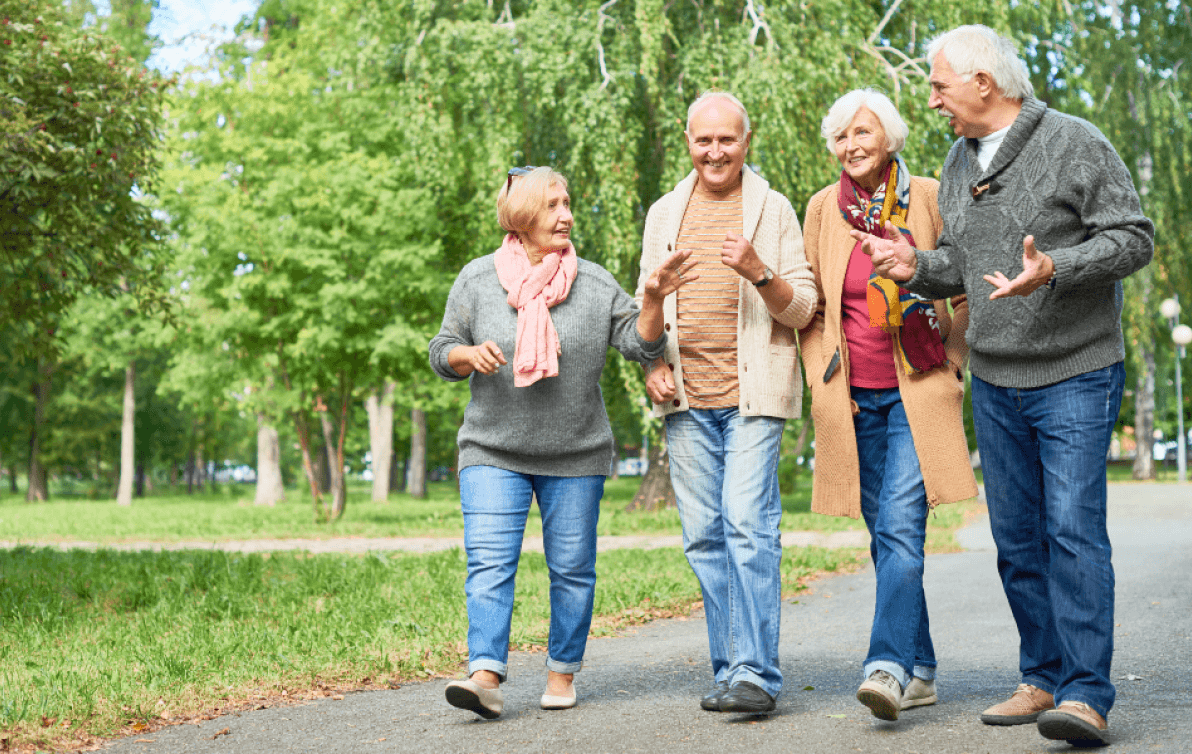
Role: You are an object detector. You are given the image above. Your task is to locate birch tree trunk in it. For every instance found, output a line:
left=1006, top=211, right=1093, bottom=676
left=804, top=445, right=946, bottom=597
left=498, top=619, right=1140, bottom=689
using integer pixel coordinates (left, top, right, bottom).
left=627, top=440, right=675, bottom=511
left=408, top=408, right=427, bottom=498
left=318, top=407, right=347, bottom=518
left=366, top=381, right=396, bottom=502
left=1134, top=344, right=1157, bottom=480
left=116, top=361, right=135, bottom=506
left=254, top=414, right=286, bottom=505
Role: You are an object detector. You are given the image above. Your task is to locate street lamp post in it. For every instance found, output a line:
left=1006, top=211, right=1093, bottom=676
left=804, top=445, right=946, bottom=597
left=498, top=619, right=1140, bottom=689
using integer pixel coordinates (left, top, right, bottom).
left=1160, top=296, right=1192, bottom=483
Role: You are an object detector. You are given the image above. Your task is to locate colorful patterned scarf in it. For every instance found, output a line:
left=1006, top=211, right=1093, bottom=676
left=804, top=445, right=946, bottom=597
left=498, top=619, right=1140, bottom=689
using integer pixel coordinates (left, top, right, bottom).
left=837, top=155, right=947, bottom=374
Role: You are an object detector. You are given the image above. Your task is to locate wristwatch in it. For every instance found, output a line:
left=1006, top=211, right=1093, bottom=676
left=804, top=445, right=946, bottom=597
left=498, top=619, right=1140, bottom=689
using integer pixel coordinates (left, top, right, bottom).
left=754, top=266, right=774, bottom=288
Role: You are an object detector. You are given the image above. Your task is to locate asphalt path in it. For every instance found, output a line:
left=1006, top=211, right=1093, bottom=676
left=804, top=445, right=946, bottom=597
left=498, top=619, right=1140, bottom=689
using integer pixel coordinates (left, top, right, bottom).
left=101, top=483, right=1192, bottom=754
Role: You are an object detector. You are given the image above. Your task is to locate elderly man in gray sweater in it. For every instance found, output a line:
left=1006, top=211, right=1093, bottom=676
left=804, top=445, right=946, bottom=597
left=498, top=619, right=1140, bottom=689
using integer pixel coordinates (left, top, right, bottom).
left=859, top=25, right=1153, bottom=747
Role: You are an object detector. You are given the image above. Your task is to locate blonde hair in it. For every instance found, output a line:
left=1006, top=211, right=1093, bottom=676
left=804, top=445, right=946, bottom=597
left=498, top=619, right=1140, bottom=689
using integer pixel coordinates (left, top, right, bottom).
left=496, top=167, right=569, bottom=233
left=821, top=89, right=909, bottom=155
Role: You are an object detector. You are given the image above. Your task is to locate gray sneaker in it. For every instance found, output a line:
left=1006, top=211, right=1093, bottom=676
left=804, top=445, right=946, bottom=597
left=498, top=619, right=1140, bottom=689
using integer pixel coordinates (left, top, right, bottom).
left=857, top=670, right=902, bottom=721
left=900, top=677, right=937, bottom=710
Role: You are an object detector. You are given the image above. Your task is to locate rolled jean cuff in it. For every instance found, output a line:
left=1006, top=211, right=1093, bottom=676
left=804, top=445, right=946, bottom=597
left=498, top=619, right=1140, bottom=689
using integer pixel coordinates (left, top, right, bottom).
left=913, top=664, right=937, bottom=681
left=546, top=657, right=583, bottom=674
left=733, top=668, right=781, bottom=699
left=468, top=659, right=507, bottom=681
left=864, top=660, right=910, bottom=690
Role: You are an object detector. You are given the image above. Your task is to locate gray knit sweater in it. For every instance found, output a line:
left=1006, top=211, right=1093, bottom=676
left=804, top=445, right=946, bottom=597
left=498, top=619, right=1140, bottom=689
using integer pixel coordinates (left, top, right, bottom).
left=429, top=255, right=666, bottom=477
left=907, top=97, right=1154, bottom=388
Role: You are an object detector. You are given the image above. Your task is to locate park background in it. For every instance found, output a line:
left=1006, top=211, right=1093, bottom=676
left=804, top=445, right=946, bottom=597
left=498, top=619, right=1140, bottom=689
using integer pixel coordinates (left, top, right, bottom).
left=1, top=0, right=1189, bottom=750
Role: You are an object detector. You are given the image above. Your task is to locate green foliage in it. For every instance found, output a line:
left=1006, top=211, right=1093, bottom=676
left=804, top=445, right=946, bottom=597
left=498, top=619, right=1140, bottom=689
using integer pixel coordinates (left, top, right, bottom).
left=0, top=0, right=170, bottom=350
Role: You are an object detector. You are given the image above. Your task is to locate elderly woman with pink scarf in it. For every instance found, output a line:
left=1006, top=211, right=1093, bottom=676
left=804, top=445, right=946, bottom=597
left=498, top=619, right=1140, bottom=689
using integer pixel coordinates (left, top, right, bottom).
left=429, top=166, right=693, bottom=719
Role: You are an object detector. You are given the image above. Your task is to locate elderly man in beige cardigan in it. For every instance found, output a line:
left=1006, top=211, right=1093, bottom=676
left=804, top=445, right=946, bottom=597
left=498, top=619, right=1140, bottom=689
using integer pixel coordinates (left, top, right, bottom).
left=634, top=91, right=817, bottom=714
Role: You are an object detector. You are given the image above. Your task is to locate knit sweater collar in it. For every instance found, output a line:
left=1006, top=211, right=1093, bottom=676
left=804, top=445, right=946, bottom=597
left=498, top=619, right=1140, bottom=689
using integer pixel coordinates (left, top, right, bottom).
left=667, top=165, right=769, bottom=243
left=964, top=97, right=1049, bottom=181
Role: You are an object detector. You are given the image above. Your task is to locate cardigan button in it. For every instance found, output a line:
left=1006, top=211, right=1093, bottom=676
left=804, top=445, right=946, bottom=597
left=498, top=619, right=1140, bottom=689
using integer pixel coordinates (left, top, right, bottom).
left=668, top=363, right=674, bottom=371
left=672, top=399, right=681, bottom=407
left=664, top=323, right=671, bottom=331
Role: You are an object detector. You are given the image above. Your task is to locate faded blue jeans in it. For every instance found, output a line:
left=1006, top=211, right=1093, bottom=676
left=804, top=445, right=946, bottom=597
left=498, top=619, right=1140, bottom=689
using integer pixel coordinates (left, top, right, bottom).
left=852, top=386, right=936, bottom=690
left=459, top=465, right=604, bottom=680
left=665, top=408, right=785, bottom=698
left=972, top=362, right=1124, bottom=718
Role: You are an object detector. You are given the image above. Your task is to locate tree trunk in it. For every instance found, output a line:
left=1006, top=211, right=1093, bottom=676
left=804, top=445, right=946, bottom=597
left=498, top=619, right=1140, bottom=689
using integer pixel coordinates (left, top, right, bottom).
left=318, top=401, right=347, bottom=519
left=408, top=408, right=428, bottom=498
left=116, top=361, right=135, bottom=505
left=26, top=360, right=51, bottom=502
left=254, top=414, right=285, bottom=506
left=390, top=453, right=406, bottom=493
left=291, top=409, right=326, bottom=521
left=7, top=463, right=17, bottom=494
left=1134, top=343, right=1157, bottom=480
left=135, top=463, right=146, bottom=497
left=365, top=381, right=396, bottom=502
left=626, top=439, right=675, bottom=511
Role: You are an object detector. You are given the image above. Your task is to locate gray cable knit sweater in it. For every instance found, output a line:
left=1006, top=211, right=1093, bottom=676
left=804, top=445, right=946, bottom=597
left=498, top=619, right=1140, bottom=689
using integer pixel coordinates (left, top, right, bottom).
left=907, top=97, right=1154, bottom=388
left=429, top=255, right=666, bottom=477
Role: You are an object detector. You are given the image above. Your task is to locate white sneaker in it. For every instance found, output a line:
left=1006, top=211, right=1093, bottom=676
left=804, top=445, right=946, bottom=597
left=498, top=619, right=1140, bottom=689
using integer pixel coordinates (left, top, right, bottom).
left=857, top=670, right=902, bottom=721
left=445, top=678, right=503, bottom=719
left=900, top=677, right=937, bottom=709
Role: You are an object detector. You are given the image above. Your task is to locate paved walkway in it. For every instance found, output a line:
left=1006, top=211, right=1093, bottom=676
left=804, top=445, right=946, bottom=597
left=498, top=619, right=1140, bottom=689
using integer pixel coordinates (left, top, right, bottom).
left=96, top=483, right=1192, bottom=753
left=0, top=530, right=869, bottom=555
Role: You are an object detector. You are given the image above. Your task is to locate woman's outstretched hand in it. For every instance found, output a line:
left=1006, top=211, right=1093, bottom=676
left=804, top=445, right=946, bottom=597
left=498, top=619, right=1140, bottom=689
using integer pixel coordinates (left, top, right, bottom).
left=644, top=247, right=699, bottom=301
left=449, top=341, right=507, bottom=377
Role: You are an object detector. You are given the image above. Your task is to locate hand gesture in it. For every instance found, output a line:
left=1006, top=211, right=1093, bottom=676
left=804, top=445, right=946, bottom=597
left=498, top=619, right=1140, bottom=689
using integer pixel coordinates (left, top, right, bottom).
left=460, top=341, right=507, bottom=375
left=721, top=232, right=766, bottom=283
left=984, top=235, right=1054, bottom=300
left=644, top=247, right=698, bottom=302
left=645, top=361, right=677, bottom=404
left=852, top=222, right=917, bottom=282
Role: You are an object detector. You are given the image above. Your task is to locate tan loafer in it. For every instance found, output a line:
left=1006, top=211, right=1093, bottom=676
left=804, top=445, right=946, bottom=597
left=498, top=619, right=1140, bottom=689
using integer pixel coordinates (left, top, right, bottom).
left=980, top=683, right=1054, bottom=725
left=1037, top=701, right=1109, bottom=746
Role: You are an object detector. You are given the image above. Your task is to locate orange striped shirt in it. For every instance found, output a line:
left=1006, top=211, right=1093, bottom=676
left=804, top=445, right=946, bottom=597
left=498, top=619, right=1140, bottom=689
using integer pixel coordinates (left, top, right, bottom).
left=675, top=182, right=742, bottom=409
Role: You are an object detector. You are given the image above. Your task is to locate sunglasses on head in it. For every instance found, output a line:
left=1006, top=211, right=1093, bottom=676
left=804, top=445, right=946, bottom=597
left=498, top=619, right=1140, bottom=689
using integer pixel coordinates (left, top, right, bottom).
left=506, top=165, right=537, bottom=191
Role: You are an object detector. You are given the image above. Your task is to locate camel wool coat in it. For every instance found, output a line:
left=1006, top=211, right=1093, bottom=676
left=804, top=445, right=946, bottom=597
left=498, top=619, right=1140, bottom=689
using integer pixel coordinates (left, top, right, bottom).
left=798, top=176, right=978, bottom=519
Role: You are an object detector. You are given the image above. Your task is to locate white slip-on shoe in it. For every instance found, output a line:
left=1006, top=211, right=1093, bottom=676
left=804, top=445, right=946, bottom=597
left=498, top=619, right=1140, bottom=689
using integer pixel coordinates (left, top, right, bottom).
left=541, top=684, right=577, bottom=710
left=445, top=678, right=503, bottom=719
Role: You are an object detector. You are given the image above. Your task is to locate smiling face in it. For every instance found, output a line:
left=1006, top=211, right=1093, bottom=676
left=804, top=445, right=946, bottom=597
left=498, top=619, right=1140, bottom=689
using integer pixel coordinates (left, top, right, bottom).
left=521, top=182, right=573, bottom=259
left=833, top=106, right=891, bottom=193
left=928, top=53, right=988, bottom=138
left=685, top=99, right=751, bottom=192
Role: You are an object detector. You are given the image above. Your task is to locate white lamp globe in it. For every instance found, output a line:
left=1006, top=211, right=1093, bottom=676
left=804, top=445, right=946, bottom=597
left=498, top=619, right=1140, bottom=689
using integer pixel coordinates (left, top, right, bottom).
left=1160, top=298, right=1181, bottom=320
left=1173, top=324, right=1192, bottom=347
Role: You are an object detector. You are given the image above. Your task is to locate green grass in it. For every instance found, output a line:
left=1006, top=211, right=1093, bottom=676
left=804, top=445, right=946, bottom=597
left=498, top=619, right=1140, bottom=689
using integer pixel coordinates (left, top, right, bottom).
left=0, top=543, right=863, bottom=750
left=0, top=476, right=867, bottom=543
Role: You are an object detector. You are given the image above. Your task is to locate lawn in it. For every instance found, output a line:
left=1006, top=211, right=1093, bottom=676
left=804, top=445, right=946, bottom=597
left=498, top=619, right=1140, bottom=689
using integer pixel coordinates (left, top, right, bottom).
left=1, top=476, right=882, bottom=544
left=0, top=473, right=985, bottom=751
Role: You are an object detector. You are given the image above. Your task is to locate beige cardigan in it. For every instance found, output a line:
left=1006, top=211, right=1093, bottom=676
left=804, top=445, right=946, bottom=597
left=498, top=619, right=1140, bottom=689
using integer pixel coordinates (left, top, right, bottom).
left=798, top=177, right=978, bottom=518
left=635, top=167, right=818, bottom=419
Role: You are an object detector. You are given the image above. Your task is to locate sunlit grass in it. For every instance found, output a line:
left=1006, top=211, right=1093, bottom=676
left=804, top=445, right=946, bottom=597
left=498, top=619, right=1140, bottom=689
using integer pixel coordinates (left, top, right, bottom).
left=0, top=543, right=863, bottom=750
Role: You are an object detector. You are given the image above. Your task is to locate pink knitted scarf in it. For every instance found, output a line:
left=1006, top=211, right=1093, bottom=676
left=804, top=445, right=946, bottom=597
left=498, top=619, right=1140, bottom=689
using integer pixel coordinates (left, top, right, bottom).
left=494, top=233, right=578, bottom=387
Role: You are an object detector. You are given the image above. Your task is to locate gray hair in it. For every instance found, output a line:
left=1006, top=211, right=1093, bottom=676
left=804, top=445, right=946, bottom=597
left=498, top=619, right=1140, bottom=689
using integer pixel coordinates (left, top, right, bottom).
left=820, top=89, right=909, bottom=156
left=926, top=25, right=1034, bottom=100
left=686, top=91, right=751, bottom=135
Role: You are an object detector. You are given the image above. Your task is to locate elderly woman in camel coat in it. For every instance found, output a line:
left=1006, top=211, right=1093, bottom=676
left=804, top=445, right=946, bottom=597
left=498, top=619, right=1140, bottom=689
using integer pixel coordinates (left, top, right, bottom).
left=798, top=89, right=978, bottom=722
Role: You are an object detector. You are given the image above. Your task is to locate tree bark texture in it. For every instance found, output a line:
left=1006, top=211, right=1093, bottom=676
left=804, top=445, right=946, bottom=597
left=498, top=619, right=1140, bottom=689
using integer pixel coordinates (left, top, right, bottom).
left=365, top=382, right=396, bottom=502
left=26, top=360, right=51, bottom=502
left=409, top=408, right=428, bottom=498
left=116, top=361, right=135, bottom=506
left=254, top=414, right=286, bottom=506
left=318, top=402, right=347, bottom=519
left=627, top=440, right=675, bottom=512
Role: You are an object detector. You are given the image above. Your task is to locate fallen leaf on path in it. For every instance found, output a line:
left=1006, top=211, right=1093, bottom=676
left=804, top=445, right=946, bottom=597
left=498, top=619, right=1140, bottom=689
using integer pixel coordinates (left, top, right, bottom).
left=209, top=727, right=231, bottom=739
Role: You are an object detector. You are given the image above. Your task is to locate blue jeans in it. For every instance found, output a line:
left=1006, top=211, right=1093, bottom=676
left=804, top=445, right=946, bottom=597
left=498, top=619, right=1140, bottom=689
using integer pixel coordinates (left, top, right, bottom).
left=665, top=408, right=785, bottom=698
left=852, top=387, right=935, bottom=690
left=458, top=466, right=604, bottom=680
left=972, top=362, right=1124, bottom=717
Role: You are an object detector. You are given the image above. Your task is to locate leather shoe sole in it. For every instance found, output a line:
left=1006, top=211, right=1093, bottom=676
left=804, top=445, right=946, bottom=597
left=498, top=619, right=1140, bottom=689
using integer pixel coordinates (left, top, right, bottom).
left=1037, top=709, right=1109, bottom=746
left=719, top=681, right=776, bottom=714
left=700, top=681, right=730, bottom=711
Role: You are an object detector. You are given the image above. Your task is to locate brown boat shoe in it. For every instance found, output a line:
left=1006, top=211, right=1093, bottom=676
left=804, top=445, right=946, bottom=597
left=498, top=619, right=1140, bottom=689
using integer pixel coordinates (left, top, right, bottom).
left=1037, top=701, right=1109, bottom=746
left=980, top=683, right=1055, bottom=725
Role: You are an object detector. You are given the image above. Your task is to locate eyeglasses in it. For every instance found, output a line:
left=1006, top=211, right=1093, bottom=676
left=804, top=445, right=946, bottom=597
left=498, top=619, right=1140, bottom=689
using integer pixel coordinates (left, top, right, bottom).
left=507, top=165, right=537, bottom=191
